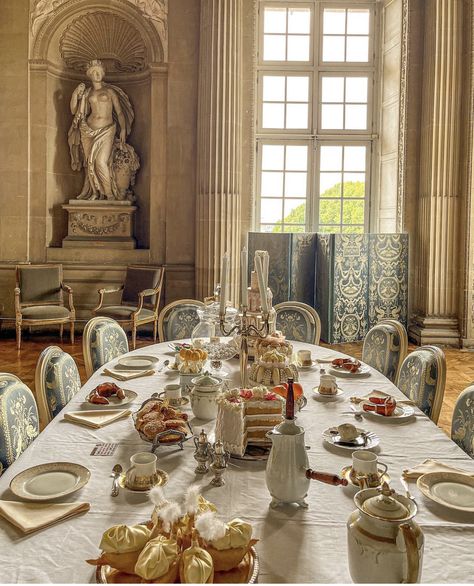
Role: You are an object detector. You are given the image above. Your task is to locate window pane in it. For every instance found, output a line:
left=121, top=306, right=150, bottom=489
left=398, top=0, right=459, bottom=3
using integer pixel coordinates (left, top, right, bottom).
left=264, top=7, right=286, bottom=33
left=264, top=35, right=286, bottom=60
left=320, top=146, right=343, bottom=171
left=261, top=172, right=283, bottom=197
left=343, top=173, right=366, bottom=197
left=320, top=173, right=342, bottom=196
left=262, top=145, right=284, bottom=170
left=287, top=35, right=310, bottom=61
left=261, top=199, right=283, bottom=223
left=288, top=8, right=311, bottom=34
left=320, top=199, right=341, bottom=225
left=286, top=103, right=308, bottom=128
left=263, top=76, right=285, bottom=101
left=322, top=77, right=344, bottom=103
left=343, top=199, right=365, bottom=225
left=262, top=224, right=280, bottom=233
left=345, top=77, right=368, bottom=103
left=347, top=9, right=370, bottom=35
left=322, top=36, right=345, bottom=61
left=344, top=146, right=366, bottom=171
left=262, top=103, right=285, bottom=128
left=286, top=76, right=309, bottom=102
left=321, top=104, right=344, bottom=129
left=323, top=9, right=346, bottom=34
left=345, top=104, right=367, bottom=129
left=342, top=225, right=363, bottom=234
left=285, top=172, right=307, bottom=197
left=286, top=145, right=308, bottom=171
left=284, top=199, right=306, bottom=222
left=283, top=225, right=305, bottom=233
left=346, top=36, right=369, bottom=62
left=319, top=225, right=340, bottom=233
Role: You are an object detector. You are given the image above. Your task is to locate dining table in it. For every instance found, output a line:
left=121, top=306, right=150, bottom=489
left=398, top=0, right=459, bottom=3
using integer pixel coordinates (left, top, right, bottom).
left=0, top=339, right=473, bottom=583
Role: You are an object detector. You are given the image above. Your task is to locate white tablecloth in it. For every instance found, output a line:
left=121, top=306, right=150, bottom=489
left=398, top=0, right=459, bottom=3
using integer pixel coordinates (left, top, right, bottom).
left=0, top=341, right=473, bottom=583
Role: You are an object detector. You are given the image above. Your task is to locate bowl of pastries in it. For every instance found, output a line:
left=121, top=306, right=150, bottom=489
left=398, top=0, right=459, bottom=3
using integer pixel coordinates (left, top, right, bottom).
left=178, top=347, right=208, bottom=375
left=134, top=397, right=192, bottom=449
left=87, top=486, right=259, bottom=584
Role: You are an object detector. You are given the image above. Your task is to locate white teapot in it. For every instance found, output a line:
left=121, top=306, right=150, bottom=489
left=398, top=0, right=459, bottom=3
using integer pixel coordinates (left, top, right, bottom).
left=189, top=374, right=223, bottom=420
left=347, top=482, right=424, bottom=583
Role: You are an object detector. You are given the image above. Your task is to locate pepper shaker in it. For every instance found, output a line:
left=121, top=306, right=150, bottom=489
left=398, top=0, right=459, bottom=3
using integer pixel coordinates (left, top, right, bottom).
left=193, top=429, right=211, bottom=474
left=210, top=440, right=230, bottom=487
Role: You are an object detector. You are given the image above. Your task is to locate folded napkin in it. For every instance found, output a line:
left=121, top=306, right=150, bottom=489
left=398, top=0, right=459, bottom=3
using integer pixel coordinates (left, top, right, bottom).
left=103, top=368, right=154, bottom=382
left=64, top=409, right=131, bottom=429
left=0, top=500, right=90, bottom=534
left=403, top=459, right=474, bottom=480
left=350, top=390, right=415, bottom=406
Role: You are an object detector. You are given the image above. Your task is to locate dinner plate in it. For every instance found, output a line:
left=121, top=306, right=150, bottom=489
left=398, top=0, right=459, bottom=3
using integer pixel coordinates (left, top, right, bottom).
left=10, top=462, right=90, bottom=501
left=358, top=403, right=415, bottom=422
left=417, top=472, right=474, bottom=512
left=322, top=426, right=380, bottom=450
left=312, top=387, right=344, bottom=401
left=84, top=389, right=137, bottom=408
left=116, top=355, right=159, bottom=371
left=329, top=364, right=371, bottom=378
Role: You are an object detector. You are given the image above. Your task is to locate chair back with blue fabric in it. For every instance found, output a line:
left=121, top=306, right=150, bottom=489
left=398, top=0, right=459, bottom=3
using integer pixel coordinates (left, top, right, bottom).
left=35, top=346, right=81, bottom=429
left=274, top=302, right=321, bottom=345
left=397, top=345, right=446, bottom=423
left=0, top=373, right=39, bottom=470
left=158, top=299, right=205, bottom=342
left=362, top=319, right=408, bottom=383
left=451, top=385, right=474, bottom=458
left=83, top=317, right=129, bottom=378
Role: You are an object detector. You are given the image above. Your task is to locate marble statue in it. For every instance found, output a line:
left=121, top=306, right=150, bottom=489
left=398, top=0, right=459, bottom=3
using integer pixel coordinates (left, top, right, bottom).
left=68, top=60, right=140, bottom=202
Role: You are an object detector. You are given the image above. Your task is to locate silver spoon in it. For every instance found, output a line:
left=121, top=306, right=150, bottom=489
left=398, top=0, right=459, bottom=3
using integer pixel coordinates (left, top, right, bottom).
left=350, top=404, right=363, bottom=421
left=111, top=464, right=122, bottom=497
left=157, top=359, right=170, bottom=373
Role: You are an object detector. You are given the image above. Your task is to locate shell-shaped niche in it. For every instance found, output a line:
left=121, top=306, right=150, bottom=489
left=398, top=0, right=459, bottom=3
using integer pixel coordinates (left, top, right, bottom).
left=59, top=11, right=147, bottom=73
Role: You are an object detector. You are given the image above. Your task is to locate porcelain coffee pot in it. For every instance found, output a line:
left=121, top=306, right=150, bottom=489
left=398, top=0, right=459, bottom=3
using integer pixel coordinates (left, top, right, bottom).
left=347, top=482, right=424, bottom=583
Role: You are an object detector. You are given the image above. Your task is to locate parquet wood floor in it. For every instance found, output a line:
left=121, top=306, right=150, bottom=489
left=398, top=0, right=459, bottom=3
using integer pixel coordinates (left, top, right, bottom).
left=0, top=332, right=473, bottom=437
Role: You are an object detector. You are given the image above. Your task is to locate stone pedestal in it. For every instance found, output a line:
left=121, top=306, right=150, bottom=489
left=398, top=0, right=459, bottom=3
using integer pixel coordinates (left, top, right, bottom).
left=62, top=200, right=137, bottom=249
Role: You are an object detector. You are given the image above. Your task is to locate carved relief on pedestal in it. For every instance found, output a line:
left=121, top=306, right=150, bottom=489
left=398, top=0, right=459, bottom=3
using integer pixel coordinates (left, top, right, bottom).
left=69, top=211, right=131, bottom=237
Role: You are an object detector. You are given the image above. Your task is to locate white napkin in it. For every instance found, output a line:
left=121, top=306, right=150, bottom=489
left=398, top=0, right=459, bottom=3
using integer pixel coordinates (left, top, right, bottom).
left=102, top=368, right=154, bottom=381
left=403, top=459, right=474, bottom=480
left=0, top=500, right=90, bottom=534
left=350, top=390, right=415, bottom=406
left=64, top=409, right=131, bottom=429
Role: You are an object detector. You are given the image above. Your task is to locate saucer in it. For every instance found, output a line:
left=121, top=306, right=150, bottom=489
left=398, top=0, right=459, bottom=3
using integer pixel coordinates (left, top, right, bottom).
left=118, top=468, right=168, bottom=492
left=341, top=465, right=390, bottom=488
left=297, top=360, right=318, bottom=370
left=157, top=392, right=189, bottom=406
left=312, top=387, right=344, bottom=401
left=323, top=426, right=380, bottom=450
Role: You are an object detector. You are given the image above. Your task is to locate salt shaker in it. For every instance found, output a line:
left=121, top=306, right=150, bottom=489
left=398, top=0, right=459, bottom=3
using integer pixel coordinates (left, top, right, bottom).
left=193, top=429, right=211, bottom=474
left=210, top=440, right=230, bottom=487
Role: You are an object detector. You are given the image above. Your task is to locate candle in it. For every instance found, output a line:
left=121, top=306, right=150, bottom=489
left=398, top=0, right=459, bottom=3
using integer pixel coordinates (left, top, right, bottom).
left=263, top=252, right=269, bottom=290
left=255, top=254, right=269, bottom=314
left=241, top=247, right=248, bottom=307
left=220, top=253, right=229, bottom=316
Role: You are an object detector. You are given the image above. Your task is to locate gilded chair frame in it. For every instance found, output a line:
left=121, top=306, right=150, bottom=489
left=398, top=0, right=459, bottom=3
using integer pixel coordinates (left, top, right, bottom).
left=158, top=299, right=205, bottom=342
left=362, top=319, right=408, bottom=384
left=83, top=317, right=129, bottom=378
left=35, top=345, right=81, bottom=430
left=274, top=301, right=322, bottom=345
left=15, top=264, right=75, bottom=350
left=93, top=266, right=165, bottom=349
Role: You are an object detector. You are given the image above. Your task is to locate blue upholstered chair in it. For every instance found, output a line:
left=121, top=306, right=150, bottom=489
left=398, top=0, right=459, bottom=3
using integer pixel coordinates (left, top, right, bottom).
left=362, top=319, right=408, bottom=383
left=35, top=346, right=81, bottom=429
left=158, top=299, right=205, bottom=342
left=397, top=346, right=446, bottom=424
left=274, top=302, right=321, bottom=345
left=83, top=317, right=129, bottom=378
left=0, top=374, right=39, bottom=470
left=451, top=385, right=474, bottom=458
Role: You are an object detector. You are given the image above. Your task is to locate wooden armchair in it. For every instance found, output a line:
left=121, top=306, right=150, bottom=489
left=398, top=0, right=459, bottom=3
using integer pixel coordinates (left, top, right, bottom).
left=15, top=264, right=75, bottom=350
left=93, top=265, right=165, bottom=349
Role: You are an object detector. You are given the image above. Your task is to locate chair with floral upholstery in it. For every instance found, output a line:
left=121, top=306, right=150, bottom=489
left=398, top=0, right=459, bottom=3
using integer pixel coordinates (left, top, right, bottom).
left=451, top=385, right=474, bottom=458
left=93, top=265, right=165, bottom=349
left=83, top=317, right=129, bottom=378
left=397, top=345, right=446, bottom=424
left=274, top=302, right=321, bottom=345
left=362, top=319, right=408, bottom=383
left=0, top=373, right=39, bottom=471
left=35, top=346, right=82, bottom=429
left=15, top=264, right=75, bottom=350
left=158, top=299, right=205, bottom=342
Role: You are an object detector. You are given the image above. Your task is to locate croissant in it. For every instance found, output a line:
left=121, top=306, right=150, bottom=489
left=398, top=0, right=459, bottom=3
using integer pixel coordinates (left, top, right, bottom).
left=86, top=551, right=141, bottom=575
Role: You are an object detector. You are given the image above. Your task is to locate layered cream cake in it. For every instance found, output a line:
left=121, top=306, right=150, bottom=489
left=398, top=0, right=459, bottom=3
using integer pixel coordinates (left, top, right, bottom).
left=215, top=386, right=283, bottom=456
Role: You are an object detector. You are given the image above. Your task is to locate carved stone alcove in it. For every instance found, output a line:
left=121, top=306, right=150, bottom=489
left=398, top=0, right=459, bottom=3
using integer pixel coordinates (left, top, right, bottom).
left=28, top=0, right=168, bottom=257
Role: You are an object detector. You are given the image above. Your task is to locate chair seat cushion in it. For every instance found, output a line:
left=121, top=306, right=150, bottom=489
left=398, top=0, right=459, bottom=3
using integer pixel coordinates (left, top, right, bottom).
left=21, top=305, right=70, bottom=320
left=96, top=306, right=155, bottom=320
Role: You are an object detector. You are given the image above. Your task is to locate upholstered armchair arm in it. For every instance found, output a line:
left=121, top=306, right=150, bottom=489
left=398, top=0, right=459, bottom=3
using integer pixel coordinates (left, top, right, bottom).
left=133, top=286, right=161, bottom=316
left=14, top=287, right=21, bottom=315
left=94, top=285, right=124, bottom=313
left=61, top=283, right=75, bottom=313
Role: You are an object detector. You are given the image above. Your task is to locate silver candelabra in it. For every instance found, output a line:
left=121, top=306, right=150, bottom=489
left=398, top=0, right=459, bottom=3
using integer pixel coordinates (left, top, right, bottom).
left=219, top=306, right=270, bottom=387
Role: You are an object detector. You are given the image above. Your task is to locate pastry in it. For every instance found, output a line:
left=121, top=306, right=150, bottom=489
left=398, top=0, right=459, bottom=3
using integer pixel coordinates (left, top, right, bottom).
left=88, top=382, right=126, bottom=405
left=135, top=400, right=189, bottom=442
left=179, top=530, right=214, bottom=584
left=134, top=535, right=179, bottom=583
left=178, top=347, right=208, bottom=374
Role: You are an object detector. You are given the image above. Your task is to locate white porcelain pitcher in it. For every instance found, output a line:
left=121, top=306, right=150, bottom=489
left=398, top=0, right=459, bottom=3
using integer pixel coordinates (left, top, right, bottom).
left=347, top=482, right=424, bottom=583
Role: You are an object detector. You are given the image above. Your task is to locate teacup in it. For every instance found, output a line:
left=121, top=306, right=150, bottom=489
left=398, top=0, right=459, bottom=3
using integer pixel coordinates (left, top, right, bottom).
left=164, top=383, right=182, bottom=406
left=126, top=452, right=158, bottom=491
left=350, top=450, right=388, bottom=488
left=318, top=372, right=338, bottom=395
left=298, top=350, right=312, bottom=367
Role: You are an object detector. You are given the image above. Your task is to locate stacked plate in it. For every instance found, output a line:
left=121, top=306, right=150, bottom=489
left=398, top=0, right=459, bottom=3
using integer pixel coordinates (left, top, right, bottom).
left=114, top=355, right=159, bottom=371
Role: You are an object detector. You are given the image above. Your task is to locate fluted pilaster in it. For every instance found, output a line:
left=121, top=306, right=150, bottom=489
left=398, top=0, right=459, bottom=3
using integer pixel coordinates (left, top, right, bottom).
left=410, top=0, right=462, bottom=345
left=195, top=0, right=242, bottom=301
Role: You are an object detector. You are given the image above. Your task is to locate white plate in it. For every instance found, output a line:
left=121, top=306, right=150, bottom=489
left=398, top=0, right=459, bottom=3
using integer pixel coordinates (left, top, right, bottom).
left=417, top=472, right=474, bottom=512
left=84, top=388, right=137, bottom=408
left=322, top=426, right=380, bottom=450
left=312, top=387, right=344, bottom=401
left=116, top=355, right=159, bottom=371
left=359, top=403, right=415, bottom=422
left=10, top=462, right=90, bottom=501
left=329, top=364, right=371, bottom=378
